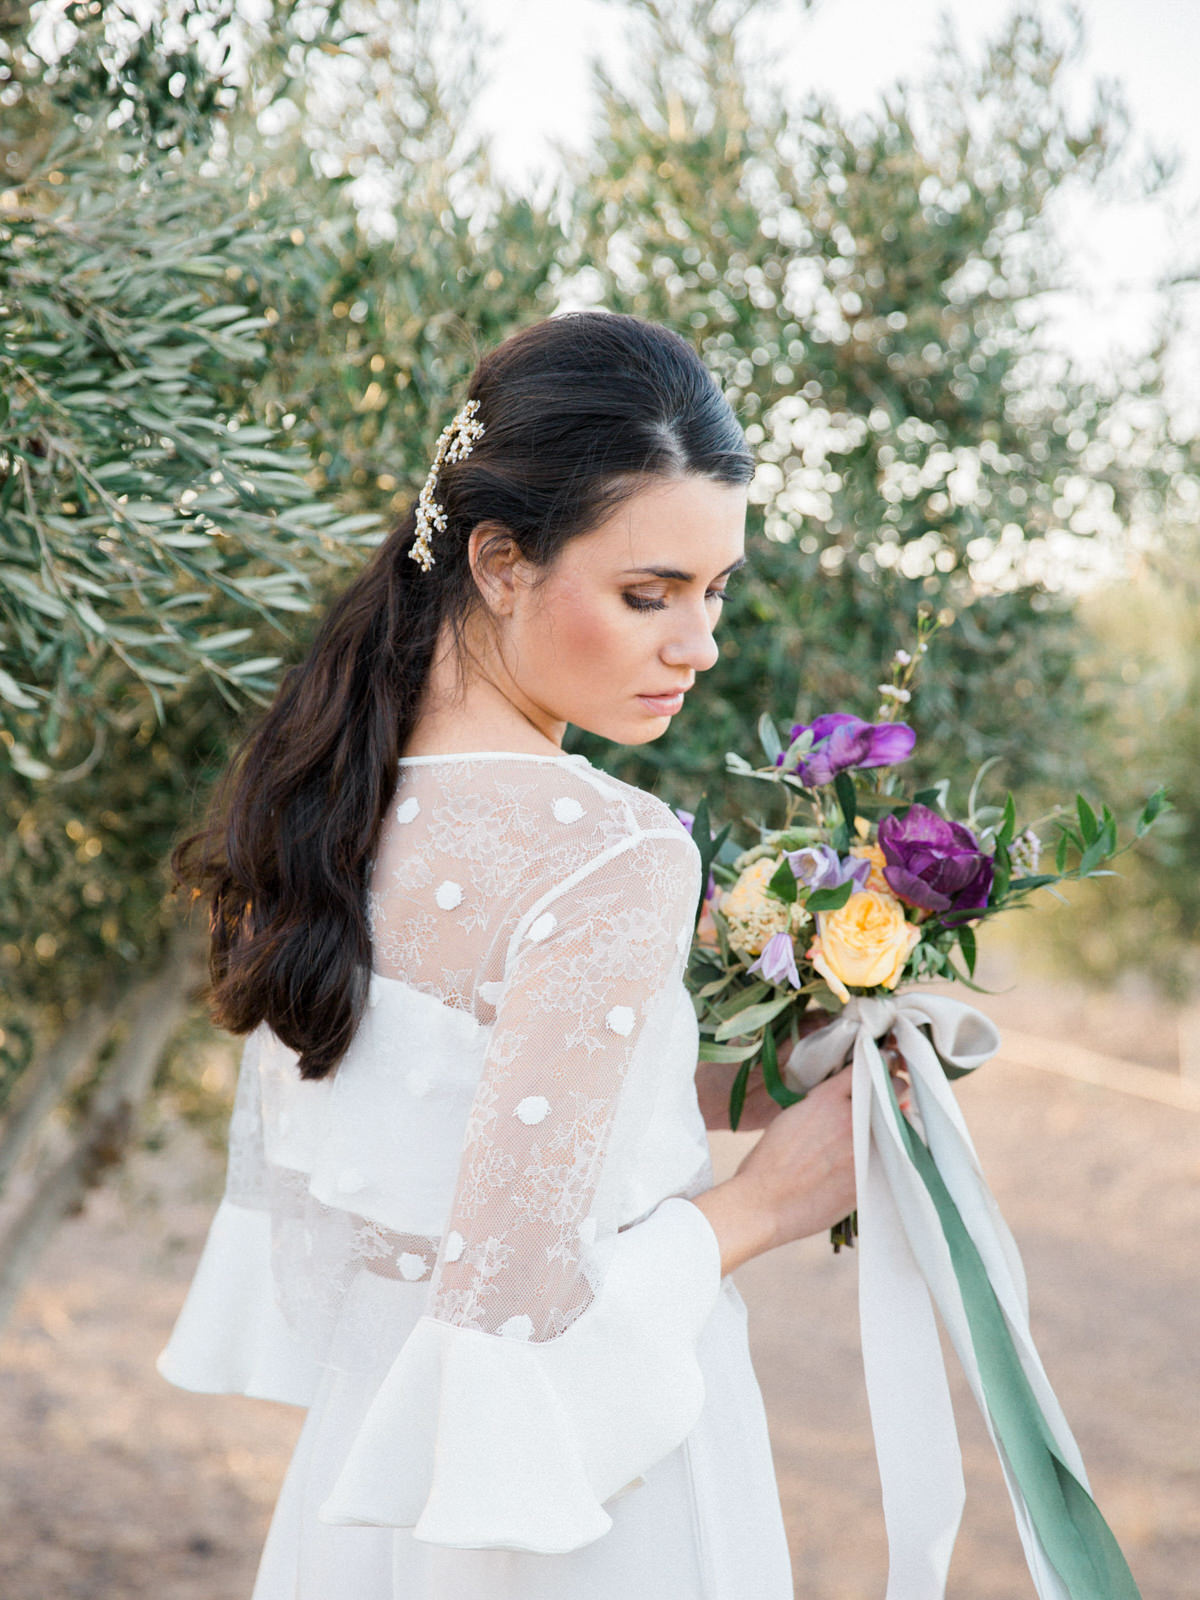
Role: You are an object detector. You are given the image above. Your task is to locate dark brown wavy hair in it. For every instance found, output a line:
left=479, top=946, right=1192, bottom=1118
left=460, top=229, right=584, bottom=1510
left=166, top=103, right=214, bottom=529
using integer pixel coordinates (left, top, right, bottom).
left=173, top=311, right=754, bottom=1078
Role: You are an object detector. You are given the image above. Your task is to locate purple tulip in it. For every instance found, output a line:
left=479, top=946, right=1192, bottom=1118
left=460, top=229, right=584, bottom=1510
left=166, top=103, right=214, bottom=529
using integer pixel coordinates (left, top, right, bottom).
left=877, top=803, right=994, bottom=916
left=786, top=844, right=871, bottom=893
left=747, top=930, right=802, bottom=988
left=775, top=712, right=916, bottom=787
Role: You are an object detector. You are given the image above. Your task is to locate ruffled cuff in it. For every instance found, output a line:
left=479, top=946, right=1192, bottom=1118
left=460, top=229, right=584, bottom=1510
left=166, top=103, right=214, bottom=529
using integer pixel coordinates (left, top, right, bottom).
left=316, top=1194, right=723, bottom=1552
left=155, top=1199, right=319, bottom=1407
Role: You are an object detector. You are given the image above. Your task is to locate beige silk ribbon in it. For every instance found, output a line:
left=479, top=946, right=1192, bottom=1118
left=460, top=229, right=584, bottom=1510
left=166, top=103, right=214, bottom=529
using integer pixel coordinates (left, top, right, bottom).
left=782, top=993, right=1088, bottom=1600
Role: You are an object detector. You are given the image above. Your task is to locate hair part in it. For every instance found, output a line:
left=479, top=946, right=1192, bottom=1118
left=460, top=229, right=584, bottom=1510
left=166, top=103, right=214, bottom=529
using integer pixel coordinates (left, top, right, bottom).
left=173, top=311, right=754, bottom=1079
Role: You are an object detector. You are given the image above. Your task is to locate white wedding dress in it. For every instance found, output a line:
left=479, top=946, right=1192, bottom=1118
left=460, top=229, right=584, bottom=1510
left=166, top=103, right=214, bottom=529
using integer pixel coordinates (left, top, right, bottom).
left=157, top=750, right=794, bottom=1599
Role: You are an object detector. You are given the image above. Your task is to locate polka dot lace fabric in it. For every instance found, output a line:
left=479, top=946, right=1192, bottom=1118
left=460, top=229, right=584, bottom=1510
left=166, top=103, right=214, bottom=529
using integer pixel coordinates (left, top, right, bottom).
left=225, top=752, right=712, bottom=1367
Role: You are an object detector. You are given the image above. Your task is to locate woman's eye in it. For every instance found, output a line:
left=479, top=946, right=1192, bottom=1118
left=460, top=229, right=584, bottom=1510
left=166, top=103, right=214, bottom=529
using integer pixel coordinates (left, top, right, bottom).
left=623, top=589, right=730, bottom=613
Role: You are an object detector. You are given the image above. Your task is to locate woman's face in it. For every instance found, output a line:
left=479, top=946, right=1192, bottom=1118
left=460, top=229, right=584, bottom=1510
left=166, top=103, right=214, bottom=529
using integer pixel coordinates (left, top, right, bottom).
left=478, top=473, right=748, bottom=748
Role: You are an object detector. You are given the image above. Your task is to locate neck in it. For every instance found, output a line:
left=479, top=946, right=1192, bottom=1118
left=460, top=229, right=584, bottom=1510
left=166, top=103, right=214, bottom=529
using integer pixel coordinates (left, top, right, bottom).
left=405, top=613, right=566, bottom=758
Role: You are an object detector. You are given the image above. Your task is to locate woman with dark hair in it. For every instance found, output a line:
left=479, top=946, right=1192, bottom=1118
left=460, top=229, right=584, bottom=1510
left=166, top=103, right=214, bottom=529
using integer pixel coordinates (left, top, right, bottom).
left=157, top=311, right=870, bottom=1599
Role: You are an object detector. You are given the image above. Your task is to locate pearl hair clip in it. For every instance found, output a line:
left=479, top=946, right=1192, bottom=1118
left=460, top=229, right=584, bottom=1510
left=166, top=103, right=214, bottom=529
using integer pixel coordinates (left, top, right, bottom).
left=408, top=397, right=486, bottom=571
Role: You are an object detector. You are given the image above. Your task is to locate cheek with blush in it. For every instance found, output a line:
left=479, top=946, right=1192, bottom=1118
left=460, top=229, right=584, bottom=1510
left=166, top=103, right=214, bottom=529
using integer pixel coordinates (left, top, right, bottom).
left=538, top=585, right=639, bottom=696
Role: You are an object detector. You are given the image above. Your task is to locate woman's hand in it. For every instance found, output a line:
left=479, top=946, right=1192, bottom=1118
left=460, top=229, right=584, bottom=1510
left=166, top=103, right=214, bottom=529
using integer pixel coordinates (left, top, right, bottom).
left=690, top=1023, right=913, bottom=1275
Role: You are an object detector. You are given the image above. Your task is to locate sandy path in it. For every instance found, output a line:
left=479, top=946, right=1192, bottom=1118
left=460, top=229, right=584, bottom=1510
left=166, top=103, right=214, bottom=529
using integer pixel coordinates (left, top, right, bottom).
left=1, top=1040, right=1196, bottom=1598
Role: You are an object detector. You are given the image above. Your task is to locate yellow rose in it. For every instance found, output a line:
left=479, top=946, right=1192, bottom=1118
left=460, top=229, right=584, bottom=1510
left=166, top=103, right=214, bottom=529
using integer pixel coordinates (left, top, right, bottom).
left=807, top=889, right=920, bottom=1003
left=718, top=856, right=810, bottom=958
left=849, top=841, right=889, bottom=894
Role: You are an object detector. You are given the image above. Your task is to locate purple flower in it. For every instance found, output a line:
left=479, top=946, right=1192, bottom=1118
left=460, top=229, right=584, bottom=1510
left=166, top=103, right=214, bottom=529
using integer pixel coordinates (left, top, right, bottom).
left=786, top=844, right=871, bottom=893
left=775, top=712, right=916, bottom=787
left=747, top=931, right=802, bottom=988
left=877, top=803, right=994, bottom=917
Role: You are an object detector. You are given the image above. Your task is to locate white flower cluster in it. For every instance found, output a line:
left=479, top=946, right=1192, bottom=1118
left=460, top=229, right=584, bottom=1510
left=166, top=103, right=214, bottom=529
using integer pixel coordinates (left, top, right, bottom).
left=1009, top=827, right=1042, bottom=875
left=718, top=856, right=811, bottom=958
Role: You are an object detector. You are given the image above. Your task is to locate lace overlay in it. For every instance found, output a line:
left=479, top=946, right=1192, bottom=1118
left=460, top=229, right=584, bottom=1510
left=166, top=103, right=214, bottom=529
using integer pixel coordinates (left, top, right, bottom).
left=222, top=752, right=712, bottom=1368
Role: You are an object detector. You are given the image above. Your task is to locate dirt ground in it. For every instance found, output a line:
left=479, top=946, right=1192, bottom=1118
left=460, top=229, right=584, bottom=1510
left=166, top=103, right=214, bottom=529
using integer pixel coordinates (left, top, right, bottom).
left=2, top=974, right=1197, bottom=1599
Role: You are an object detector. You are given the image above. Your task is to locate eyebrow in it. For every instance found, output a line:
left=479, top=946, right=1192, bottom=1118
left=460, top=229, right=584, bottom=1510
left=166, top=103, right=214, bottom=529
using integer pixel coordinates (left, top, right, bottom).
left=619, top=556, right=748, bottom=582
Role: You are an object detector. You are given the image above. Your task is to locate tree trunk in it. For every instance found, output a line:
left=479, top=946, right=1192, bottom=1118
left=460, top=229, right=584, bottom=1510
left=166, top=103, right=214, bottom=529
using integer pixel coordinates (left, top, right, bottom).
left=0, top=1001, right=117, bottom=1198
left=0, top=928, right=203, bottom=1334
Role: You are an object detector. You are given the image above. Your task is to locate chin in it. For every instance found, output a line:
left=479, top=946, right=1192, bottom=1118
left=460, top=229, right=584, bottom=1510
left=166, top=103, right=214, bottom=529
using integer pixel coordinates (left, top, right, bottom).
left=577, top=714, right=670, bottom=747
left=623, top=718, right=672, bottom=744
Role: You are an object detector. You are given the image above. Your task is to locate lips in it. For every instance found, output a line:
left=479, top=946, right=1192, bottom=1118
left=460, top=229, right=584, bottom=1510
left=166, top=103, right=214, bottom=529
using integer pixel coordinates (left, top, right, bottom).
left=638, top=689, right=688, bottom=714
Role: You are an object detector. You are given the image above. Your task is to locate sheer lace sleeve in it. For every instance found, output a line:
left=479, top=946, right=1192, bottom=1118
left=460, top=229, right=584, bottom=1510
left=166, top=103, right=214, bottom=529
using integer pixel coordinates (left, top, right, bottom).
left=318, top=823, right=725, bottom=1550
left=427, top=826, right=702, bottom=1341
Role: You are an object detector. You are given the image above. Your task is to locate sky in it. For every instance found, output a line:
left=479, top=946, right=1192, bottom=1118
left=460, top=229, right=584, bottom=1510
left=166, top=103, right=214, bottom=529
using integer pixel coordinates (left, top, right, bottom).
left=464, top=0, right=1200, bottom=410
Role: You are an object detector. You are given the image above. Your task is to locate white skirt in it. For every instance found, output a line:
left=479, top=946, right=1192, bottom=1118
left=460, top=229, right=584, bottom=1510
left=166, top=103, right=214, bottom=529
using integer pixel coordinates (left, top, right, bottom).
left=251, top=1273, right=794, bottom=1600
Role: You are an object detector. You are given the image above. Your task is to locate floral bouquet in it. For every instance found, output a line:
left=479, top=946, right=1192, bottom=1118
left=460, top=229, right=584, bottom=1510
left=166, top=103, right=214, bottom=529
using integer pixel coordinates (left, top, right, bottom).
left=678, top=620, right=1167, bottom=1600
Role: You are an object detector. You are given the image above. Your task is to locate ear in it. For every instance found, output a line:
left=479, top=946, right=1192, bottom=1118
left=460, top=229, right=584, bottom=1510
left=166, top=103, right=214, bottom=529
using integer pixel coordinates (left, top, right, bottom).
left=467, top=521, right=533, bottom=617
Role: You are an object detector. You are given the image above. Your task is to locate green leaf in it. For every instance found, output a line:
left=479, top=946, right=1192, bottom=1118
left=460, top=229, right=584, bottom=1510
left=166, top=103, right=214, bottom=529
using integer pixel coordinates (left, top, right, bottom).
left=766, top=857, right=797, bottom=904
left=966, top=755, right=1004, bottom=821
left=1135, top=785, right=1170, bottom=836
left=689, top=795, right=731, bottom=934
left=0, top=668, right=38, bottom=709
left=0, top=569, right=69, bottom=619
left=728, top=1056, right=753, bottom=1131
left=6, top=741, right=53, bottom=780
left=760, top=1025, right=804, bottom=1109
left=834, top=769, right=857, bottom=828
left=957, top=921, right=977, bottom=977
left=991, top=838, right=1012, bottom=902
left=806, top=880, right=854, bottom=913
left=757, top=711, right=783, bottom=765
left=1077, top=836, right=1109, bottom=877
left=1055, top=830, right=1070, bottom=874
left=996, top=792, right=1017, bottom=852
left=1075, top=793, right=1099, bottom=845
left=713, top=994, right=794, bottom=1041
left=912, top=783, right=948, bottom=810
left=226, top=656, right=283, bottom=677
left=711, top=980, right=771, bottom=1020
left=698, top=1039, right=762, bottom=1064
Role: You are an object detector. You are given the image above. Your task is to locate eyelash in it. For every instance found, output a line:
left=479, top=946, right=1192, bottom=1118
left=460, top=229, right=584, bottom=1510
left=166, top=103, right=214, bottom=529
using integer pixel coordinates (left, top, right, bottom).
left=623, top=589, right=730, bottom=613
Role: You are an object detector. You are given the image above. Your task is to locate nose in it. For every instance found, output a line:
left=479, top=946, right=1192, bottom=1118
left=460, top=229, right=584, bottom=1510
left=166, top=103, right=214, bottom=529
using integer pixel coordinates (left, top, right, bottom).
left=661, top=599, right=720, bottom=674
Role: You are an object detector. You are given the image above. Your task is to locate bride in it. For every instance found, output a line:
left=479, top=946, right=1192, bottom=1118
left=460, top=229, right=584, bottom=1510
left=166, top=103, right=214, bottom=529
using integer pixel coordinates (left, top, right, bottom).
left=159, top=309, right=907, bottom=1598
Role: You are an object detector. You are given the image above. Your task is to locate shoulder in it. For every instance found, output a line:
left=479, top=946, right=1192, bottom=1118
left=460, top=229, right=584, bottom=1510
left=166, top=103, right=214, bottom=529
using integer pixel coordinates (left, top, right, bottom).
left=518, top=762, right=701, bottom=920
left=571, top=761, right=693, bottom=840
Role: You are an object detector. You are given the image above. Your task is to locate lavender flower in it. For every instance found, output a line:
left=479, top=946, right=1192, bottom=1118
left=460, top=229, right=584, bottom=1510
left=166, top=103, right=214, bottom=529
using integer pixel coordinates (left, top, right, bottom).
left=747, top=930, right=802, bottom=988
left=776, top=712, right=916, bottom=787
left=787, top=844, right=872, bottom=893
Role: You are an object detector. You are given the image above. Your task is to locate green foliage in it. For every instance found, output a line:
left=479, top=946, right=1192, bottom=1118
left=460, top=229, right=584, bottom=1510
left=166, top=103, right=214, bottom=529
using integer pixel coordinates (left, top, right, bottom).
left=0, top=3, right=369, bottom=773
left=1021, top=554, right=1197, bottom=997
left=0, top=0, right=566, bottom=1081
left=562, top=1, right=1171, bottom=843
left=0, top=0, right=1194, bottom=1108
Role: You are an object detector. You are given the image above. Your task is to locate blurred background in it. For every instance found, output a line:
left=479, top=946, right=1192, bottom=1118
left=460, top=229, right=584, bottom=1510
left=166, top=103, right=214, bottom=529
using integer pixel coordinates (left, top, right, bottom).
left=0, top=1, right=1196, bottom=1595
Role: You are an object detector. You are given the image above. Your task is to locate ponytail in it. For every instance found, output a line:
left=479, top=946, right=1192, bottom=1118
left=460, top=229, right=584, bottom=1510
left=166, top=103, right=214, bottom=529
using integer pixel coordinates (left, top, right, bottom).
left=174, top=508, right=439, bottom=1078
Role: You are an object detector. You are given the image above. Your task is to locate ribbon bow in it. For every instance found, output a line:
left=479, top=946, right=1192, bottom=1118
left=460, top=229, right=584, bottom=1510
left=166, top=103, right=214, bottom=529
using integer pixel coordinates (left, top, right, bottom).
left=784, top=992, right=1140, bottom=1600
